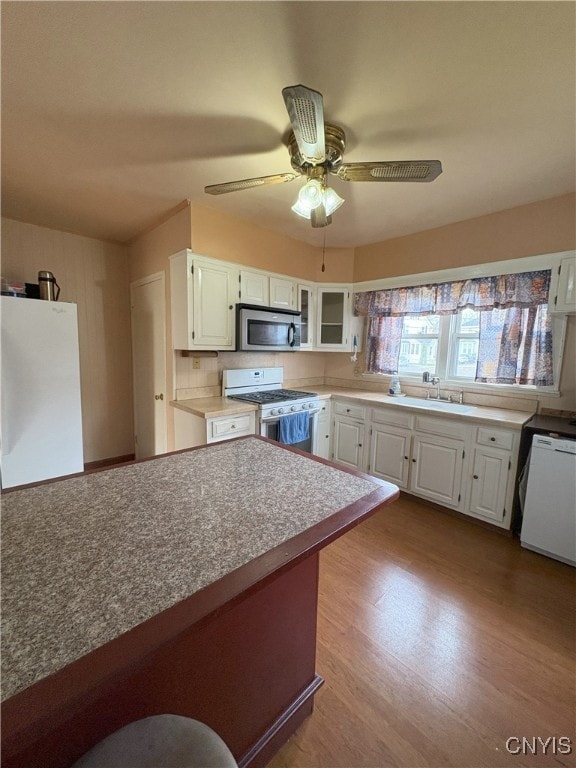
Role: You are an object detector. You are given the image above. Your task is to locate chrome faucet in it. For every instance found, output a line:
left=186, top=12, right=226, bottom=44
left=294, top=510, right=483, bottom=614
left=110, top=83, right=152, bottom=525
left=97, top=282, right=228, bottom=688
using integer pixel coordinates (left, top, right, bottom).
left=422, top=372, right=446, bottom=401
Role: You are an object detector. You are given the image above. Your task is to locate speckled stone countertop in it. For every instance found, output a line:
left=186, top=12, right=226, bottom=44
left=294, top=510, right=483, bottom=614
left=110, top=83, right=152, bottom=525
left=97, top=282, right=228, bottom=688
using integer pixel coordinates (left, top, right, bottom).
left=1, top=437, right=388, bottom=702
left=172, top=387, right=533, bottom=429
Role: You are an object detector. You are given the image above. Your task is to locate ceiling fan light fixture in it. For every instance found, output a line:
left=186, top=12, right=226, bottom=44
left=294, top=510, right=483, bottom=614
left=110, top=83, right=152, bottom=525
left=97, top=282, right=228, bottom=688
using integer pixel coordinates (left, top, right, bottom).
left=292, top=179, right=345, bottom=222
left=323, top=186, right=345, bottom=216
left=297, top=179, right=323, bottom=211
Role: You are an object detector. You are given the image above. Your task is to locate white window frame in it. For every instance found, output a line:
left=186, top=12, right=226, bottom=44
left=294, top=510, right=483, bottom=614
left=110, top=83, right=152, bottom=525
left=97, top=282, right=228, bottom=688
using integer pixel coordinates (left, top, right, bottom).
left=356, top=252, right=570, bottom=397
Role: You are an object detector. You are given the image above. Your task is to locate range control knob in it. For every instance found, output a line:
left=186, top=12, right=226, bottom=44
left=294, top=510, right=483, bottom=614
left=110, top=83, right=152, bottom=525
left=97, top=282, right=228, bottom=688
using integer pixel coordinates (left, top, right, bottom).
left=270, top=409, right=277, bottom=416
left=290, top=405, right=297, bottom=412
left=278, top=408, right=284, bottom=414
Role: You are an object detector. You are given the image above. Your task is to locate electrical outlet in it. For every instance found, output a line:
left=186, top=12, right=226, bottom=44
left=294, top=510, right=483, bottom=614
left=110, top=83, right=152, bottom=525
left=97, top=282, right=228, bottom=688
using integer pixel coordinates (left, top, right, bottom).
left=192, top=357, right=201, bottom=369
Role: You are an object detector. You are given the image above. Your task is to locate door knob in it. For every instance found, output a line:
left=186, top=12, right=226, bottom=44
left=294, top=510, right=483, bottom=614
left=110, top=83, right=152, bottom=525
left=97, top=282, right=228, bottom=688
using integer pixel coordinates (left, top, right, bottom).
left=155, top=393, right=164, bottom=400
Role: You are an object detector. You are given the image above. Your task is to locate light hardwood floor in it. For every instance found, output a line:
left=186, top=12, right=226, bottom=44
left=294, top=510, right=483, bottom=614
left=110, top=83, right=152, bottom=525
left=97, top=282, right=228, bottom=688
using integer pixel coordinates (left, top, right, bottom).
left=267, top=494, right=576, bottom=768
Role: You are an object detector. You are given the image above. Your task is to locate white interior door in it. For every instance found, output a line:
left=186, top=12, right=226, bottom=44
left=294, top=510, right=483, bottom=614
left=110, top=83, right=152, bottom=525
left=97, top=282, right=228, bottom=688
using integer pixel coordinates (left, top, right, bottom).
left=131, top=273, right=167, bottom=459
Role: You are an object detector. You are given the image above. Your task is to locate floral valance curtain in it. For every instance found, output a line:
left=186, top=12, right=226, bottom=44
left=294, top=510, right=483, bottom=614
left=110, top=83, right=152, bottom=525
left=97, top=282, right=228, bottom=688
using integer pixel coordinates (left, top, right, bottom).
left=354, top=270, right=551, bottom=317
left=356, top=270, right=554, bottom=387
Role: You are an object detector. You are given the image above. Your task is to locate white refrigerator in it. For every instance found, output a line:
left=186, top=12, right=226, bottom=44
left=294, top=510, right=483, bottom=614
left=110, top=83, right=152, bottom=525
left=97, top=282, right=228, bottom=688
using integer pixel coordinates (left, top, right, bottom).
left=1, top=296, right=84, bottom=488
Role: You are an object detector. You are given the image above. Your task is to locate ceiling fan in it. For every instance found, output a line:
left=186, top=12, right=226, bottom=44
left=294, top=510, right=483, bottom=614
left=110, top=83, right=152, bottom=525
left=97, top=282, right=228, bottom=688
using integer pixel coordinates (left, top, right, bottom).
left=204, top=84, right=442, bottom=228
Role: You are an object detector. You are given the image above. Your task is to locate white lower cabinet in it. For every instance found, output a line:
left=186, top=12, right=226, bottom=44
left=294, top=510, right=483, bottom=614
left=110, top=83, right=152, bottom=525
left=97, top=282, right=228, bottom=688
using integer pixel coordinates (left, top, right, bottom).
left=368, top=407, right=464, bottom=509
left=370, top=424, right=411, bottom=488
left=330, top=399, right=520, bottom=529
left=468, top=446, right=510, bottom=521
left=410, top=432, right=465, bottom=509
left=173, top=407, right=256, bottom=450
left=331, top=401, right=367, bottom=470
left=464, top=426, right=518, bottom=527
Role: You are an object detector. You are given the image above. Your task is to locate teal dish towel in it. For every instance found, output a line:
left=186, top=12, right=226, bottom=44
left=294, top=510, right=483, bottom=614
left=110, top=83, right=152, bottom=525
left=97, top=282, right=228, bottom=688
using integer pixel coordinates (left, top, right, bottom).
left=278, top=412, right=309, bottom=445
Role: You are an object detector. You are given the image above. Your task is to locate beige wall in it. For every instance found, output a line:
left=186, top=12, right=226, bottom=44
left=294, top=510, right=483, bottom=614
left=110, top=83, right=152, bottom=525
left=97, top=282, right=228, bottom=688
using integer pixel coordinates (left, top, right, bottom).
left=354, top=193, right=576, bottom=281
left=191, top=203, right=355, bottom=283
left=128, top=203, right=192, bottom=450
left=1, top=217, right=134, bottom=462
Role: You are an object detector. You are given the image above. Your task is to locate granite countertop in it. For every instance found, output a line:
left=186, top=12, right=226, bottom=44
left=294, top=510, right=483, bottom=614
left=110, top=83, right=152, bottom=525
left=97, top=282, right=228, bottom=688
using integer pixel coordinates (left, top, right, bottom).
left=1, top=437, right=390, bottom=702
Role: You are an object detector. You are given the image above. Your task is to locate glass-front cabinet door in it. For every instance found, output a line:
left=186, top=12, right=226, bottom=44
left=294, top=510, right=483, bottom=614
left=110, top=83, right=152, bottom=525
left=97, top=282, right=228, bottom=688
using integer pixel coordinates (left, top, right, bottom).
left=316, top=285, right=351, bottom=350
left=298, top=283, right=315, bottom=349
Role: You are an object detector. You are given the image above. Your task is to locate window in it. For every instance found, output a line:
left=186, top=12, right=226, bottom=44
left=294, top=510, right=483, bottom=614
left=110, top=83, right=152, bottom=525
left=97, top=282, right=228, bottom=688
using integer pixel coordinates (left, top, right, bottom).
left=449, top=308, right=480, bottom=379
left=355, top=268, right=559, bottom=389
left=398, top=316, right=440, bottom=376
left=396, top=312, right=479, bottom=380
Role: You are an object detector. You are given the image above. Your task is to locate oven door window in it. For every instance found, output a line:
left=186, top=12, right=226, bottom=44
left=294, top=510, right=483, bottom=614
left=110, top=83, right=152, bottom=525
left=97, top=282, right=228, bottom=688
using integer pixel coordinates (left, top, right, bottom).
left=264, top=420, right=312, bottom=453
left=247, top=319, right=291, bottom=347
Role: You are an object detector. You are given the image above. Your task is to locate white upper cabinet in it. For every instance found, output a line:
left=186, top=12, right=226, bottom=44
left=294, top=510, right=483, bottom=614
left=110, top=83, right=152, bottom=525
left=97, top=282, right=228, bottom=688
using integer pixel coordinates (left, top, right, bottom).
left=170, top=250, right=238, bottom=350
left=549, top=254, right=576, bottom=314
left=240, top=270, right=297, bottom=310
left=171, top=254, right=357, bottom=352
left=316, top=285, right=352, bottom=350
left=298, top=283, right=316, bottom=349
left=240, top=270, right=269, bottom=306
left=269, top=276, right=297, bottom=310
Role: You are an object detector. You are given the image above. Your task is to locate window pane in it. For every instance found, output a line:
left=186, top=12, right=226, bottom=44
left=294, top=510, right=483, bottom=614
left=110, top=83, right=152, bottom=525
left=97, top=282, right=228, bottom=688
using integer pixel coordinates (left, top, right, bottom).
left=454, top=338, right=479, bottom=377
left=402, top=315, right=440, bottom=335
left=459, top=308, right=480, bottom=334
left=398, top=338, right=438, bottom=375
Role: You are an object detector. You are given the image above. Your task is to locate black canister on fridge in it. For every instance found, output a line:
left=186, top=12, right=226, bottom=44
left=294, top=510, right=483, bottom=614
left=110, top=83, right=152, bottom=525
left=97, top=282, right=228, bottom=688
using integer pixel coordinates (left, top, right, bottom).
left=38, top=271, right=60, bottom=301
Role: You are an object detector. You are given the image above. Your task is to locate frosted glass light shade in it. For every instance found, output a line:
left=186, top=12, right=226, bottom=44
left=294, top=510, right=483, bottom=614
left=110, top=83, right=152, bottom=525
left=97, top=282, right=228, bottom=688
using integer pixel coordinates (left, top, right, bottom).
left=292, top=180, right=345, bottom=220
left=323, top=187, right=345, bottom=215
left=297, top=179, right=323, bottom=211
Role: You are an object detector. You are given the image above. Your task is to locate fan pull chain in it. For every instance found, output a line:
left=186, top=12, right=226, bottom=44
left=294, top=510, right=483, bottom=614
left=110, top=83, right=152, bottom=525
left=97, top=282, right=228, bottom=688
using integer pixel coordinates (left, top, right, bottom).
left=321, top=227, right=327, bottom=272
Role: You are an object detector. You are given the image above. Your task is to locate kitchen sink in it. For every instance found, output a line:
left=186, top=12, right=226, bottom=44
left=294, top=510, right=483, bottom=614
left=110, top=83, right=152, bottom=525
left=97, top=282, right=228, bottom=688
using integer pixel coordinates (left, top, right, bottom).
left=392, top=396, right=475, bottom=414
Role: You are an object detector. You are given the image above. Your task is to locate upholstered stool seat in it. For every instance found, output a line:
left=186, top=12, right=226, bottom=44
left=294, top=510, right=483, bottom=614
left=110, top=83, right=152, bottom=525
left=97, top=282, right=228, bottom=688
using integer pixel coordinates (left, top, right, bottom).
left=71, top=714, right=238, bottom=768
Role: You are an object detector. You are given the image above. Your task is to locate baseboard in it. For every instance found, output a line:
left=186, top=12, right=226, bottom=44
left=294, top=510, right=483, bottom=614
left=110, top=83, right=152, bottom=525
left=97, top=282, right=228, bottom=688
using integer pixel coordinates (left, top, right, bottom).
left=83, top=454, right=135, bottom=471
left=237, top=675, right=324, bottom=768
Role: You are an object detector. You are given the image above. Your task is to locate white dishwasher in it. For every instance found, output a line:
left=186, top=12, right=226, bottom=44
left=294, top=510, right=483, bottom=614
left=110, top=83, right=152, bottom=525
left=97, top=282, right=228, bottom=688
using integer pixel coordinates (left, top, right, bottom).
left=521, top=434, right=576, bottom=566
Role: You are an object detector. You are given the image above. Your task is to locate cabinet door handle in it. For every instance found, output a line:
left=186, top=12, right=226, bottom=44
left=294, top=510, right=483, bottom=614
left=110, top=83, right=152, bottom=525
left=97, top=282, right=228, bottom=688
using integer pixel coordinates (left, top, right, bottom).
left=155, top=393, right=164, bottom=401
left=490, top=437, right=496, bottom=441
left=404, top=456, right=409, bottom=460
left=473, top=474, right=479, bottom=479
left=412, top=458, right=416, bottom=462
left=358, top=443, right=362, bottom=448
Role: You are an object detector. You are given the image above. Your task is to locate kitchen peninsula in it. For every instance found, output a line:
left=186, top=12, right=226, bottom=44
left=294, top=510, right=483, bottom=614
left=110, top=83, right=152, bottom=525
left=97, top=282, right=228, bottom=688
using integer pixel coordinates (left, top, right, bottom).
left=1, top=436, right=398, bottom=768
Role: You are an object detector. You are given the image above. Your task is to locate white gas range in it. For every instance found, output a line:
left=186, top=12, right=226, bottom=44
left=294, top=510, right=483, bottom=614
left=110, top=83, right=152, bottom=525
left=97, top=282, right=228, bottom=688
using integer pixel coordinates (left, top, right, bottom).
left=222, top=367, right=320, bottom=453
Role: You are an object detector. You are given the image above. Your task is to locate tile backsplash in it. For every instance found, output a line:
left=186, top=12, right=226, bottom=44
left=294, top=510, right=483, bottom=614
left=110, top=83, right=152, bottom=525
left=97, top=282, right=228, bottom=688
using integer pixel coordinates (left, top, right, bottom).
left=174, top=351, right=326, bottom=400
left=174, top=349, right=573, bottom=416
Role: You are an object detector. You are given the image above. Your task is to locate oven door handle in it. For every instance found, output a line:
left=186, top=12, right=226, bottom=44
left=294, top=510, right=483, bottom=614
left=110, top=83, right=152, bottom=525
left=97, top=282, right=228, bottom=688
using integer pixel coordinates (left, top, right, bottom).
left=260, top=408, right=320, bottom=423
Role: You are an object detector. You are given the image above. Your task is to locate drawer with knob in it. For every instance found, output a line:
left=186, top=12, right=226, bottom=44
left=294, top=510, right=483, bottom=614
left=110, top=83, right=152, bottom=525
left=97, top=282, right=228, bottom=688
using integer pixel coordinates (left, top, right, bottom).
left=333, top=401, right=366, bottom=420
left=476, top=426, right=514, bottom=451
left=209, top=414, right=254, bottom=442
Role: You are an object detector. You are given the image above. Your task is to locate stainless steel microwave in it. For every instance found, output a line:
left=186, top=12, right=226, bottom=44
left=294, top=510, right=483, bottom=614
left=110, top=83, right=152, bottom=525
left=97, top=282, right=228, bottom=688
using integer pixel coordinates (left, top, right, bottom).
left=236, top=304, right=301, bottom=352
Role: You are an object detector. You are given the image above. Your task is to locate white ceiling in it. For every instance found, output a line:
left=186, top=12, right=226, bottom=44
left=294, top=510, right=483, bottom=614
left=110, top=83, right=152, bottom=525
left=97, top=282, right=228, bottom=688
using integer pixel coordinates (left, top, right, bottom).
left=2, top=1, right=575, bottom=249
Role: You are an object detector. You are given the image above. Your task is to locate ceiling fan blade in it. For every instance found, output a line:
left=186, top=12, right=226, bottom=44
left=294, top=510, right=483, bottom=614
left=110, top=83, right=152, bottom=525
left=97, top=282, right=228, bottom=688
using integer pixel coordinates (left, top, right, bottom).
left=282, top=84, right=326, bottom=165
left=205, top=172, right=299, bottom=195
left=335, top=160, right=442, bottom=183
